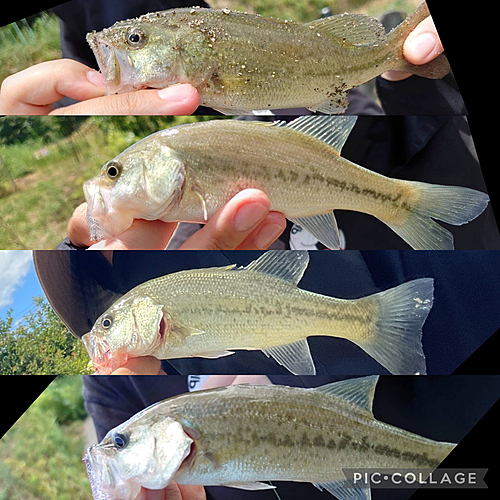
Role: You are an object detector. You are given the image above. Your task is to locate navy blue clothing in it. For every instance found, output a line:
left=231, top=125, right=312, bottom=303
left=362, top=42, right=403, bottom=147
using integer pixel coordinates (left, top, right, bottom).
left=82, top=375, right=500, bottom=500
left=33, top=250, right=500, bottom=375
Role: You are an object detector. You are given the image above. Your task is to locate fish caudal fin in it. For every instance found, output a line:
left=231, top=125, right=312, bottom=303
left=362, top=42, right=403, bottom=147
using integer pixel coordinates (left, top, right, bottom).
left=353, top=278, right=434, bottom=375
left=382, top=182, right=490, bottom=250
left=385, top=1, right=450, bottom=79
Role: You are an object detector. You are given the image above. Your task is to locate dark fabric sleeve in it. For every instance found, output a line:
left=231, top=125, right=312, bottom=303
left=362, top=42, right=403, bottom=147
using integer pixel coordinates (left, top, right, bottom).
left=376, top=72, right=467, bottom=115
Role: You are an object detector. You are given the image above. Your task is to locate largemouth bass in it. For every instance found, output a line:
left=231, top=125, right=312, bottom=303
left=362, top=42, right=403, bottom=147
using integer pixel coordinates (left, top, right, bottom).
left=83, top=377, right=456, bottom=500
left=84, top=116, right=489, bottom=250
left=82, top=250, right=433, bottom=375
left=86, top=2, right=450, bottom=114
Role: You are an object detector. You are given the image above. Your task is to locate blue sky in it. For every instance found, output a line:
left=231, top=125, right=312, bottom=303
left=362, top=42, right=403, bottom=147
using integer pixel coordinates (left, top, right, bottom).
left=0, top=251, right=45, bottom=324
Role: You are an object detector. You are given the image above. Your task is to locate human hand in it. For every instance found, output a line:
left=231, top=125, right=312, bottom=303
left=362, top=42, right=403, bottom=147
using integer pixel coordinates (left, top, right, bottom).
left=68, top=189, right=286, bottom=250
left=0, top=59, right=199, bottom=115
left=382, top=16, right=445, bottom=81
left=135, top=482, right=206, bottom=500
left=110, top=356, right=166, bottom=375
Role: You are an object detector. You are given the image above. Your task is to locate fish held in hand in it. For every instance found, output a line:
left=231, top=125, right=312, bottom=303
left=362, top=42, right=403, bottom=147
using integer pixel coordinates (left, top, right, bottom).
left=86, top=2, right=450, bottom=114
left=83, top=116, right=489, bottom=250
left=83, top=377, right=457, bottom=500
left=82, top=250, right=433, bottom=375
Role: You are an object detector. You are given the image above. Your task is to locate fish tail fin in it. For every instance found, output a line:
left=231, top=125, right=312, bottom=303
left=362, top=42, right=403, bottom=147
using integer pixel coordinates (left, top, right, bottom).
left=352, top=278, right=434, bottom=375
left=385, top=1, right=450, bottom=79
left=380, top=181, right=489, bottom=250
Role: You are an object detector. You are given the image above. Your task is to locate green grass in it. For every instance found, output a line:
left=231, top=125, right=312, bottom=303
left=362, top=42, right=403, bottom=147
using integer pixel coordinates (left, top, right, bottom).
left=0, top=116, right=203, bottom=249
left=0, top=13, right=61, bottom=84
left=0, top=377, right=92, bottom=500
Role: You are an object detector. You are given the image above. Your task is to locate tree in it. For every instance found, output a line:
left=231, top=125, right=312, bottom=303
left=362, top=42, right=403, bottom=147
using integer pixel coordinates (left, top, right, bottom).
left=0, top=297, right=91, bottom=374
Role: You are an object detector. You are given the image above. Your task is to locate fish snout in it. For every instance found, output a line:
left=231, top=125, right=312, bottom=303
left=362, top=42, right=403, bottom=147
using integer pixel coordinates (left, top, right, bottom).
left=82, top=333, right=128, bottom=374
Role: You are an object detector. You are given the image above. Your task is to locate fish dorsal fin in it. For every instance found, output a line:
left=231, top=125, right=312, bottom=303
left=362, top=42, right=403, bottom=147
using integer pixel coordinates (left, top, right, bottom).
left=278, top=116, right=357, bottom=154
left=314, top=375, right=379, bottom=418
left=243, top=250, right=310, bottom=285
left=305, top=13, right=386, bottom=47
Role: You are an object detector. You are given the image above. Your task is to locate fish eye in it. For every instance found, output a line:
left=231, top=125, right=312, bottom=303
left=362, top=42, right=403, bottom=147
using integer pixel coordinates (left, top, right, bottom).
left=112, top=431, right=128, bottom=449
left=101, top=314, right=114, bottom=330
left=105, top=161, right=122, bottom=181
left=126, top=28, right=147, bottom=48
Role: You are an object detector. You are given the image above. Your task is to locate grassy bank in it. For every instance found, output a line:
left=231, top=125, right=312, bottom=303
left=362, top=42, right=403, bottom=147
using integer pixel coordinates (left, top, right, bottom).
left=0, top=116, right=203, bottom=249
left=0, top=376, right=91, bottom=500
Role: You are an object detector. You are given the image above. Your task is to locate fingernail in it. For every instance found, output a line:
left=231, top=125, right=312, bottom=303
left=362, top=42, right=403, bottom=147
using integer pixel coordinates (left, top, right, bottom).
left=255, top=223, right=284, bottom=249
left=234, top=202, right=268, bottom=232
left=409, top=32, right=438, bottom=61
left=157, top=84, right=194, bottom=102
left=87, top=70, right=104, bottom=87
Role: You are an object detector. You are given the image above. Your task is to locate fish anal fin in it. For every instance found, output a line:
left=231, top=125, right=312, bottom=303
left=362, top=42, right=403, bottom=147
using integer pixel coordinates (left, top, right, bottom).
left=290, top=212, right=341, bottom=250
left=314, top=376, right=379, bottom=418
left=193, top=350, right=235, bottom=359
left=313, top=480, right=371, bottom=500
left=243, top=250, right=310, bottom=285
left=263, top=338, right=316, bottom=375
left=307, top=93, right=350, bottom=115
left=224, top=482, right=276, bottom=491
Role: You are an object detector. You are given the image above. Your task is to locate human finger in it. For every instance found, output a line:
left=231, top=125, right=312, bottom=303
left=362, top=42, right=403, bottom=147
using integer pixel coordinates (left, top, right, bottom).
left=178, top=189, right=286, bottom=250
left=403, top=15, right=444, bottom=66
left=235, top=211, right=287, bottom=250
left=50, top=83, right=199, bottom=116
left=0, top=59, right=106, bottom=115
left=112, top=356, right=165, bottom=375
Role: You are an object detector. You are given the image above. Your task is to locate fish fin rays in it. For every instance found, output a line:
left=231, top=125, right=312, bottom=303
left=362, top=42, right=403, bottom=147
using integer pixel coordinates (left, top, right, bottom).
left=313, top=480, right=371, bottom=500
left=224, top=482, right=276, bottom=491
left=351, top=278, right=433, bottom=374
left=314, top=376, right=379, bottom=418
left=305, top=12, right=386, bottom=47
left=290, top=212, right=341, bottom=250
left=282, top=115, right=357, bottom=153
left=262, top=338, right=316, bottom=375
left=243, top=250, right=310, bottom=285
left=307, top=93, right=350, bottom=115
left=192, top=350, right=235, bottom=359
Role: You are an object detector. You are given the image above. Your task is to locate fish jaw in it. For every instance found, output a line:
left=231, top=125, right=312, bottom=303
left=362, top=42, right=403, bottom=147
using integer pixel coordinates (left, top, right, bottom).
left=82, top=333, right=129, bottom=374
left=83, top=178, right=135, bottom=239
left=84, top=446, right=141, bottom=500
left=86, top=31, right=142, bottom=95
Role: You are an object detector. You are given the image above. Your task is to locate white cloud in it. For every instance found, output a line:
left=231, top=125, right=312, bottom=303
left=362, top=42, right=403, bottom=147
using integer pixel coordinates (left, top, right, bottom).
left=0, top=250, right=33, bottom=309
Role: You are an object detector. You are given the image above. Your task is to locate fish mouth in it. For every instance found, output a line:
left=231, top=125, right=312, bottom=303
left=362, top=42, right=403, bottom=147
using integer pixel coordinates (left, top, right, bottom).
left=84, top=446, right=140, bottom=500
left=83, top=180, right=135, bottom=239
left=86, top=32, right=139, bottom=94
left=82, top=333, right=128, bottom=375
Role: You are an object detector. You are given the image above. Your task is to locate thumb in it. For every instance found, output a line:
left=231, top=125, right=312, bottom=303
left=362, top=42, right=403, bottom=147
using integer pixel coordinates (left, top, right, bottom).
left=50, top=83, right=199, bottom=115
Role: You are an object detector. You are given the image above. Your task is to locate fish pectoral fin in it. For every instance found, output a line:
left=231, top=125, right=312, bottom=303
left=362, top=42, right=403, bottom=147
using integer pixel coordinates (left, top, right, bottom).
left=314, top=376, right=379, bottom=419
left=313, top=480, right=371, bottom=500
left=193, top=350, right=235, bottom=359
left=290, top=212, right=341, bottom=250
left=192, top=183, right=209, bottom=221
left=262, top=339, right=316, bottom=375
left=243, top=250, right=310, bottom=285
left=224, top=482, right=276, bottom=491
